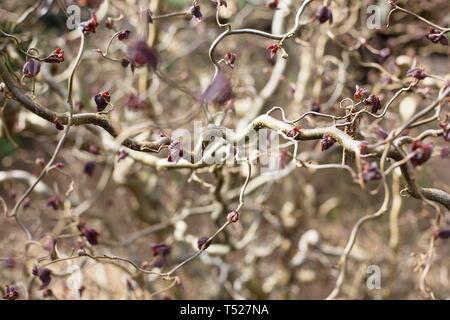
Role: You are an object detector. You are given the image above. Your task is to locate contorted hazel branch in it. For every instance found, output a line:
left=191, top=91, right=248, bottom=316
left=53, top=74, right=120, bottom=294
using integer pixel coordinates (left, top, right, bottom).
left=3, top=52, right=449, bottom=210
left=0, top=57, right=171, bottom=153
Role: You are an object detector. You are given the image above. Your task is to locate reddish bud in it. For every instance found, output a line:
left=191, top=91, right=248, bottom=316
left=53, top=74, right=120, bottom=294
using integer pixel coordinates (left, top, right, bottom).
left=411, top=140, right=433, bottom=167
left=54, top=162, right=65, bottom=169
left=321, top=134, right=336, bottom=151
left=266, top=0, right=280, bottom=10
left=227, top=210, right=240, bottom=223
left=118, top=30, right=131, bottom=41
left=190, top=4, right=203, bottom=22
left=426, top=29, right=449, bottom=46
left=224, top=52, right=237, bottom=69
left=439, top=119, right=450, bottom=142
left=80, top=12, right=99, bottom=34
left=46, top=196, right=61, bottom=210
left=54, top=119, right=64, bottom=131
left=266, top=43, right=280, bottom=59
left=3, top=285, right=19, bottom=300
left=94, top=91, right=111, bottom=112
left=406, top=67, right=427, bottom=80
left=364, top=94, right=381, bottom=113
left=286, top=126, right=302, bottom=138
left=43, top=48, right=64, bottom=63
left=354, top=85, right=368, bottom=102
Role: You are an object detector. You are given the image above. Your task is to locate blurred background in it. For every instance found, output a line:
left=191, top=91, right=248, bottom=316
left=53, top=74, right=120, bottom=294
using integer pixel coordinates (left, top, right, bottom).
left=0, top=0, right=449, bottom=299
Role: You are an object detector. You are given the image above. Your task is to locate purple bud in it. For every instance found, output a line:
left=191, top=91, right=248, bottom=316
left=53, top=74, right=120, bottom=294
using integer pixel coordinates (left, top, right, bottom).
left=80, top=13, right=99, bottom=34
left=362, top=162, right=382, bottom=182
left=117, top=150, right=129, bottom=161
left=94, top=91, right=111, bottom=112
left=46, top=195, right=61, bottom=210
left=22, top=59, right=41, bottom=78
left=321, top=134, right=336, bottom=151
left=436, top=228, right=450, bottom=239
left=150, top=243, right=171, bottom=257
left=77, top=222, right=100, bottom=245
left=426, top=29, right=449, bottom=46
left=84, top=161, right=96, bottom=176
left=3, top=285, right=19, bottom=300
left=190, top=4, right=203, bottom=22
left=32, top=266, right=52, bottom=289
left=316, top=6, right=333, bottom=24
left=406, top=67, right=427, bottom=80
left=118, top=30, right=131, bottom=41
left=224, top=52, right=237, bottom=69
left=227, top=210, right=240, bottom=223
left=286, top=126, right=302, bottom=138
left=364, top=94, right=381, bottom=114
left=197, top=237, right=211, bottom=250
left=54, top=119, right=64, bottom=131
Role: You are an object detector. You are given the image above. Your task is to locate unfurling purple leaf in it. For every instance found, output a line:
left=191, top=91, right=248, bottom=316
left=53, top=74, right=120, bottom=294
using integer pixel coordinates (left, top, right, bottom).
left=127, top=40, right=158, bottom=70
left=32, top=266, right=52, bottom=289
left=201, top=73, right=233, bottom=104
